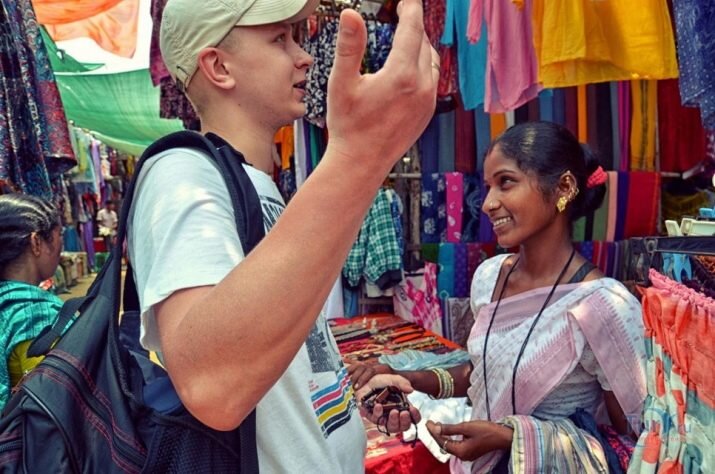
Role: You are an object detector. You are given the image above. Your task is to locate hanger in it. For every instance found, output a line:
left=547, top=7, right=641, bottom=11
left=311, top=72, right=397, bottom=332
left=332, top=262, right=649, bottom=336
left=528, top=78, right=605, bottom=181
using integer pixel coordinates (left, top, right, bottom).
left=628, top=236, right=715, bottom=285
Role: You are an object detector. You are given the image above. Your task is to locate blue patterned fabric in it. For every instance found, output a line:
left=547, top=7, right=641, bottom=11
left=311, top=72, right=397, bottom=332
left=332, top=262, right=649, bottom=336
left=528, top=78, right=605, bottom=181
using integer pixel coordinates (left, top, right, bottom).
left=461, top=173, right=481, bottom=242
left=672, top=1, right=715, bottom=129
left=421, top=173, right=446, bottom=243
left=0, top=0, right=76, bottom=200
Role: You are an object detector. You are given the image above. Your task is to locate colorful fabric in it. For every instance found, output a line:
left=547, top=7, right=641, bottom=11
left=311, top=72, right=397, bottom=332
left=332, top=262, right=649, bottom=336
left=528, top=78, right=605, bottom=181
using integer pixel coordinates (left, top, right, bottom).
left=441, top=0, right=487, bottom=110
left=454, top=254, right=646, bottom=473
left=437, top=243, right=455, bottom=301
left=445, top=297, right=472, bottom=347
left=423, top=0, right=458, bottom=98
left=466, top=0, right=540, bottom=113
left=418, top=116, right=440, bottom=175
left=438, top=111, right=456, bottom=172
left=453, top=243, right=468, bottom=298
left=421, top=173, right=446, bottom=244
left=445, top=172, right=464, bottom=243
left=461, top=173, right=480, bottom=243
left=658, top=79, right=708, bottom=173
left=392, top=262, right=443, bottom=336
left=0, top=281, right=63, bottom=411
left=342, top=189, right=403, bottom=290
left=303, top=18, right=338, bottom=127
left=454, top=105, right=476, bottom=174
left=629, top=270, right=715, bottom=474
left=630, top=80, right=658, bottom=171
left=672, top=0, right=715, bottom=129
left=624, top=172, right=660, bottom=238
left=500, top=415, right=608, bottom=473
left=530, top=0, right=679, bottom=88
left=44, top=0, right=139, bottom=58
left=0, top=0, right=76, bottom=199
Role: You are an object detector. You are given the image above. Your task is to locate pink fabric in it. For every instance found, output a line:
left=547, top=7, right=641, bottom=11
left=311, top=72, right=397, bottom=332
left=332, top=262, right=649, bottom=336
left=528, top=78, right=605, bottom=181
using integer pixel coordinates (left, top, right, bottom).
left=392, top=262, right=443, bottom=335
left=445, top=172, right=464, bottom=243
left=618, top=82, right=631, bottom=171
left=467, top=0, right=542, bottom=113
left=606, top=172, right=618, bottom=242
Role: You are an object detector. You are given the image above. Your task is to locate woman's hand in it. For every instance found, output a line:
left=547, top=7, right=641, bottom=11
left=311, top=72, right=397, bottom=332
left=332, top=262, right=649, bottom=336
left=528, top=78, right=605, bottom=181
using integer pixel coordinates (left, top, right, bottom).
left=354, top=374, right=421, bottom=434
left=426, top=420, right=513, bottom=462
left=346, top=362, right=394, bottom=390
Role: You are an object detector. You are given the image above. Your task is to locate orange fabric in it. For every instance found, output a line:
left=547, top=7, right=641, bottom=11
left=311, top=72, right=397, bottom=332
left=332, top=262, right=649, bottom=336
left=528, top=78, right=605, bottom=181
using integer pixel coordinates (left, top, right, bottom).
left=44, top=0, right=139, bottom=58
left=577, top=85, right=588, bottom=143
left=489, top=113, right=507, bottom=139
left=274, top=126, right=294, bottom=170
left=33, top=0, right=122, bottom=25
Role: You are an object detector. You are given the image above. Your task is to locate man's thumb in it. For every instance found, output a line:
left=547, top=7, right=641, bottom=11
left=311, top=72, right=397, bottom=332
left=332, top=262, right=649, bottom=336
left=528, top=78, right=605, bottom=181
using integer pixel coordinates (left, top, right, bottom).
left=330, top=9, right=367, bottom=83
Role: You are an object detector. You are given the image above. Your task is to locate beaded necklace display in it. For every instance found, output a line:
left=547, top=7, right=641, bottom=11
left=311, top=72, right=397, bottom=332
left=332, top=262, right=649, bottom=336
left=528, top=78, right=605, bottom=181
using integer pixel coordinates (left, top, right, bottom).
left=482, top=248, right=576, bottom=419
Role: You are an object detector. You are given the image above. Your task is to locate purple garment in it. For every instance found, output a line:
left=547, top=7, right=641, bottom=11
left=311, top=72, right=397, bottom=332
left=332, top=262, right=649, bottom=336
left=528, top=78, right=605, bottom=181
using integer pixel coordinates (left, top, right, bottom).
left=618, top=82, right=631, bottom=171
left=454, top=243, right=469, bottom=297
left=478, top=179, right=494, bottom=242
left=81, top=220, right=96, bottom=270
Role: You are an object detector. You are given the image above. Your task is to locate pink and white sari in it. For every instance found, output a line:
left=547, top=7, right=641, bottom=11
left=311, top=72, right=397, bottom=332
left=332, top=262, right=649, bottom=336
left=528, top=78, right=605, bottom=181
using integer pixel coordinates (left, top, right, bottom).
left=451, top=254, right=647, bottom=473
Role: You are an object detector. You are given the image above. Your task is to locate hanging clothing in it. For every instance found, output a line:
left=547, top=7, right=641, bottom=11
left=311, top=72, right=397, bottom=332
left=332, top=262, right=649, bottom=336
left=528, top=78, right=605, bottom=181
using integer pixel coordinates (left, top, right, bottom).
left=421, top=173, right=447, bottom=244
left=530, top=0, right=679, bottom=88
left=658, top=79, right=708, bottom=173
left=452, top=254, right=646, bottom=473
left=630, top=80, right=658, bottom=171
left=303, top=19, right=338, bottom=128
left=392, top=262, right=443, bottom=335
left=342, top=189, right=403, bottom=290
left=672, top=0, right=715, bottom=130
left=424, top=0, right=458, bottom=98
left=0, top=0, right=76, bottom=199
left=466, top=0, right=541, bottom=113
left=630, top=269, right=715, bottom=473
left=442, top=0, right=488, bottom=110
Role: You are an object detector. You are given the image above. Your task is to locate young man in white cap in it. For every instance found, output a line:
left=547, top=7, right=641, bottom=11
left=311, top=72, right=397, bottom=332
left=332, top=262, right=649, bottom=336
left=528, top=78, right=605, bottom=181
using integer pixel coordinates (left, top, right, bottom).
left=128, top=0, right=439, bottom=470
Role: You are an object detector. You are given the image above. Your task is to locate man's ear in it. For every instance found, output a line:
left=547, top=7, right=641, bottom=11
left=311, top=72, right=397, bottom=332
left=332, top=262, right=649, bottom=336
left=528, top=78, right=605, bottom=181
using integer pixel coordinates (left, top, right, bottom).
left=196, top=48, right=236, bottom=90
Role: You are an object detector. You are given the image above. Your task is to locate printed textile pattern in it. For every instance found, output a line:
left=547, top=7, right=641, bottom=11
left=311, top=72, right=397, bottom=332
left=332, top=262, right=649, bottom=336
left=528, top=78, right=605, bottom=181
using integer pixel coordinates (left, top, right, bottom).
left=0, top=0, right=76, bottom=199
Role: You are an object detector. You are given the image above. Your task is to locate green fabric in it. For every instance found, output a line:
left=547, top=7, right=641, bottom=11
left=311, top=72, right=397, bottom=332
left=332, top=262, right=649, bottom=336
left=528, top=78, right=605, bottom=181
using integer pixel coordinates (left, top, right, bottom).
left=55, top=69, right=184, bottom=156
left=343, top=189, right=402, bottom=288
left=421, top=244, right=440, bottom=263
left=592, top=182, right=609, bottom=241
left=572, top=217, right=586, bottom=242
left=40, top=27, right=103, bottom=73
left=0, top=281, right=63, bottom=411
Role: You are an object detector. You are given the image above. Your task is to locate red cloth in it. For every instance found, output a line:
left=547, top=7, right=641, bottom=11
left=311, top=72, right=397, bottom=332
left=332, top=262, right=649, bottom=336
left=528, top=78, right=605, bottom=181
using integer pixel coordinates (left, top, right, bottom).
left=624, top=172, right=661, bottom=238
left=657, top=79, right=707, bottom=173
left=455, top=103, right=476, bottom=174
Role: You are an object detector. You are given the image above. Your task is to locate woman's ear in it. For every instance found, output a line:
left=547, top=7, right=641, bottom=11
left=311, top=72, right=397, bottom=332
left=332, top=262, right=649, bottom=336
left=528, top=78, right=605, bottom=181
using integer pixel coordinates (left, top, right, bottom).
left=29, top=232, right=42, bottom=257
left=557, top=171, right=579, bottom=201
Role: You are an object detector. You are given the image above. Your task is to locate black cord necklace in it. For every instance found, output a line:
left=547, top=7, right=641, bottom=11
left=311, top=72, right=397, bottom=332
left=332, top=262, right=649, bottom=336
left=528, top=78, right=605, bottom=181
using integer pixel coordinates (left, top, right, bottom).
left=482, top=247, right=576, bottom=419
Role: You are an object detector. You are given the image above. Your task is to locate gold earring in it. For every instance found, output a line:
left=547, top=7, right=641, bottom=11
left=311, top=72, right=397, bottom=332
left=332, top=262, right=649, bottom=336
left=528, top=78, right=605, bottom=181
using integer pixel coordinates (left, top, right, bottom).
left=556, top=196, right=568, bottom=213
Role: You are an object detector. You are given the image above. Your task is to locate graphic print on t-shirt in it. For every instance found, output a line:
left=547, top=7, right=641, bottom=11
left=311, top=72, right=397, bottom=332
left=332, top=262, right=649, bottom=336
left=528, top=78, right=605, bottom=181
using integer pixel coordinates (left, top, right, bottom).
left=261, top=195, right=285, bottom=229
left=308, top=315, right=357, bottom=439
left=257, top=190, right=357, bottom=439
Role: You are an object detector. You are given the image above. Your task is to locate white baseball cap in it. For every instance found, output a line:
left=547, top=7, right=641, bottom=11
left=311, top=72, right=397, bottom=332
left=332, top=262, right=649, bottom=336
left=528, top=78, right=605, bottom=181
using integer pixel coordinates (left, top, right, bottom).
left=160, top=0, right=320, bottom=89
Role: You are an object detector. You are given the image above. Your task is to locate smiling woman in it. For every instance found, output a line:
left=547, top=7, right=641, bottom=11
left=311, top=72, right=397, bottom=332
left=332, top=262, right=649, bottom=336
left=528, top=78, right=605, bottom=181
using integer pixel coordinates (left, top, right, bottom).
left=350, top=122, right=645, bottom=474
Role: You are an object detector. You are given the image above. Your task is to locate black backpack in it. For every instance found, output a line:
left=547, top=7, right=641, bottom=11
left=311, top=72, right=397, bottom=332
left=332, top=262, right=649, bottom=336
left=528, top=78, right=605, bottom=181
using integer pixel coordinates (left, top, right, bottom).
left=0, top=131, right=264, bottom=473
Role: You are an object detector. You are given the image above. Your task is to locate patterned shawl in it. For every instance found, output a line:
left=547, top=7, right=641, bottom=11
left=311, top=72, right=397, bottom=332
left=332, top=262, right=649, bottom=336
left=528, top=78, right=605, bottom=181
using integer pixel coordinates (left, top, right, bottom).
left=451, top=254, right=646, bottom=473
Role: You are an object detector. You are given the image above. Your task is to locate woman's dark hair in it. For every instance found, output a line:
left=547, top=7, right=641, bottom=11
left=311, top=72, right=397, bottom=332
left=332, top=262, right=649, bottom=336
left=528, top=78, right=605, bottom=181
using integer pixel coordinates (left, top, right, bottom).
left=488, top=121, right=607, bottom=221
left=0, top=194, right=61, bottom=274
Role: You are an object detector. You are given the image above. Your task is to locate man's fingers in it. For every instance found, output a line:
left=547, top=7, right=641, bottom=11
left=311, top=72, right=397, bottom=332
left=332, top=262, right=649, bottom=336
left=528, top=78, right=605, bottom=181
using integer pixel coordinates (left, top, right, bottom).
left=329, top=9, right=368, bottom=87
left=386, top=0, right=426, bottom=70
left=437, top=422, right=467, bottom=437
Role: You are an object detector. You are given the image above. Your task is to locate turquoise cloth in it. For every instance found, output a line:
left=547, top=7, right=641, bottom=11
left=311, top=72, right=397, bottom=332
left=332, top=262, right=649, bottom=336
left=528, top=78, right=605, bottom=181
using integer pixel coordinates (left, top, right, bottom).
left=0, top=281, right=62, bottom=411
left=379, top=349, right=470, bottom=370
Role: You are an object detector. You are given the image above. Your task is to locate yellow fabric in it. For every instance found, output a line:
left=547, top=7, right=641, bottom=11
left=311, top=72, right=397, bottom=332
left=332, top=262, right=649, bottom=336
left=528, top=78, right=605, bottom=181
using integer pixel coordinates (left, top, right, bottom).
left=32, top=0, right=122, bottom=25
left=8, top=340, right=44, bottom=387
left=531, top=0, right=679, bottom=88
left=44, top=0, right=140, bottom=58
left=630, top=80, right=657, bottom=171
left=577, top=85, right=588, bottom=143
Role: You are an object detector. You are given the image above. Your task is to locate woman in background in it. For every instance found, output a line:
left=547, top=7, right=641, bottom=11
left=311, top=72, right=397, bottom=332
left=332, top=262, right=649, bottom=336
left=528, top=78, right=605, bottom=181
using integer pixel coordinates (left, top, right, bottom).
left=0, top=194, right=64, bottom=411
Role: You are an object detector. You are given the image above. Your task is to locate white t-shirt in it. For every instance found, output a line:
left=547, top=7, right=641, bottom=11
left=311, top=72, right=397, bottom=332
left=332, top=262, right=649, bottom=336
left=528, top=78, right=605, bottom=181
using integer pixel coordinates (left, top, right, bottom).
left=97, top=208, right=117, bottom=232
left=127, top=147, right=366, bottom=473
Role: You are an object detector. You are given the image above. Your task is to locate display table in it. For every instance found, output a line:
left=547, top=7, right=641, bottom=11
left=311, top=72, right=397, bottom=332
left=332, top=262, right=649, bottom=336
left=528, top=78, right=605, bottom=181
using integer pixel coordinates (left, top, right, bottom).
left=330, top=314, right=459, bottom=474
